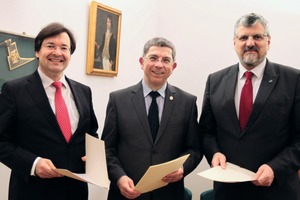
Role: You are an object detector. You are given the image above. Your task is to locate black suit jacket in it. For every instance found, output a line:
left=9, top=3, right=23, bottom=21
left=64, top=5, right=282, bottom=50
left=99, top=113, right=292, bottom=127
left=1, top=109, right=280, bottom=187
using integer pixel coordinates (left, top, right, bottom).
left=200, top=60, right=300, bottom=200
left=101, top=81, right=202, bottom=200
left=0, top=71, right=98, bottom=200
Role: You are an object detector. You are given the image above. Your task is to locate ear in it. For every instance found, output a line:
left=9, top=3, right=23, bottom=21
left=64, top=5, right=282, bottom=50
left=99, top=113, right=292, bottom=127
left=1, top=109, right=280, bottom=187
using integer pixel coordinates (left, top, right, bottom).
left=139, top=57, right=144, bottom=69
left=35, top=51, right=39, bottom=58
left=172, top=62, right=177, bottom=70
left=267, top=35, right=271, bottom=49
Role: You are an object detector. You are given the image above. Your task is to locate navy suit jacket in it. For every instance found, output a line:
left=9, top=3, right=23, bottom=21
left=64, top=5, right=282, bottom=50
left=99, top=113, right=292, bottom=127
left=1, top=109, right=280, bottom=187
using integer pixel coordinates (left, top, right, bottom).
left=0, top=71, right=98, bottom=200
left=200, top=60, right=300, bottom=200
left=101, top=81, right=202, bottom=200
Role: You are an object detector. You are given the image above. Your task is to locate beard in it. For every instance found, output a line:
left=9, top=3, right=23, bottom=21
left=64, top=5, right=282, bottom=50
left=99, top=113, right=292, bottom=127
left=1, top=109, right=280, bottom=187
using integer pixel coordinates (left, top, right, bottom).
left=241, top=52, right=266, bottom=67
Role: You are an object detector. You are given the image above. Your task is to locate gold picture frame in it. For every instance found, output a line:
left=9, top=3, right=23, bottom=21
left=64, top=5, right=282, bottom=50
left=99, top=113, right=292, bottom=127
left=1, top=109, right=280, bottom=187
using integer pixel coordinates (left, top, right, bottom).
left=86, top=1, right=122, bottom=77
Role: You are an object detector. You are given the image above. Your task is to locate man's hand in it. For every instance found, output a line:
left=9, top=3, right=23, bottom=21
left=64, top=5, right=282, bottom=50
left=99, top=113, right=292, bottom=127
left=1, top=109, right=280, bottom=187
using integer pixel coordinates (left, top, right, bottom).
left=211, top=152, right=226, bottom=168
left=162, top=167, right=184, bottom=183
left=252, top=164, right=274, bottom=187
left=81, top=156, right=86, bottom=162
left=35, top=158, right=62, bottom=178
left=117, top=176, right=141, bottom=199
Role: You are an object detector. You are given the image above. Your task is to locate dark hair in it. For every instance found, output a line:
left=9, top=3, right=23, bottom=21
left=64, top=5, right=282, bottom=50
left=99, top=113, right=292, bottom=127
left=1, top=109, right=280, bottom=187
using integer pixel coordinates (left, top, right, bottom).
left=34, top=22, right=76, bottom=54
left=107, top=15, right=113, bottom=29
left=142, top=37, right=176, bottom=61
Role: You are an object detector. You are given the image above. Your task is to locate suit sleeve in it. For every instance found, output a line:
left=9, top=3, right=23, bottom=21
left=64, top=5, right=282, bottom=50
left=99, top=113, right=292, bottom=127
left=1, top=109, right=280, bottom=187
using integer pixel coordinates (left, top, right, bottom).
left=199, top=74, right=220, bottom=165
left=182, top=95, right=203, bottom=176
left=0, top=83, right=37, bottom=180
left=101, top=93, right=126, bottom=186
left=268, top=74, right=300, bottom=183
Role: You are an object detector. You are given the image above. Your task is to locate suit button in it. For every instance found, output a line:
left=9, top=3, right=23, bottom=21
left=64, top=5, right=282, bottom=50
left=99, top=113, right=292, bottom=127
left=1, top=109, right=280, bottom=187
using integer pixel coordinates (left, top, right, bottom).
left=239, top=139, right=245, bottom=143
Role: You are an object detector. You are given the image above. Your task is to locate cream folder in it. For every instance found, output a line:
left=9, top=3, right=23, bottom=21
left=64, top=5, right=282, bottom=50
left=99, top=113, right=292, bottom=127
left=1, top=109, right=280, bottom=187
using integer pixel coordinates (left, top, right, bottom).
left=197, top=162, right=256, bottom=183
left=53, top=134, right=110, bottom=188
left=135, top=154, right=190, bottom=193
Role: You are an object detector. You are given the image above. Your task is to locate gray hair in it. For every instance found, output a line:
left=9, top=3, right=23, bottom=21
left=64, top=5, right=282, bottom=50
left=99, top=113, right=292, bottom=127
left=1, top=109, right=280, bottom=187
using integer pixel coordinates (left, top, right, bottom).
left=234, top=13, right=270, bottom=37
left=142, top=37, right=176, bottom=61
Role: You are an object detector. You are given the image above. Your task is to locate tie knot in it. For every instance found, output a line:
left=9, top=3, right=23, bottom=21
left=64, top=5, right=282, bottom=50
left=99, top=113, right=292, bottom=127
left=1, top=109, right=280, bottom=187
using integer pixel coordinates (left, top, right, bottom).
left=245, top=71, right=253, bottom=80
left=149, top=91, right=160, bottom=99
left=52, top=81, right=63, bottom=89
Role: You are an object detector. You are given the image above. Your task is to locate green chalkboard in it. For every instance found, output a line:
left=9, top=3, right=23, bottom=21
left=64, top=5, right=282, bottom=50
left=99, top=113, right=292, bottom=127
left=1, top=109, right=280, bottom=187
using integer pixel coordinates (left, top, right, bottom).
left=0, top=30, right=38, bottom=90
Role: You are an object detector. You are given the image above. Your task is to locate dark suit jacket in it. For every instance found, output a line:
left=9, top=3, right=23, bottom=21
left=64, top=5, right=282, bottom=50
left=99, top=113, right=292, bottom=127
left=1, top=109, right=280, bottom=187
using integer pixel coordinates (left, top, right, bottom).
left=101, top=81, right=202, bottom=200
left=0, top=71, right=98, bottom=200
left=200, top=60, right=300, bottom=200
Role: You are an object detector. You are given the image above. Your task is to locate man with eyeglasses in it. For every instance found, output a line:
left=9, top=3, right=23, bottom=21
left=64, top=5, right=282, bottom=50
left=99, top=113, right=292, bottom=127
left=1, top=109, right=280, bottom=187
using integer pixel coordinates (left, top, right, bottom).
left=199, top=13, right=300, bottom=200
left=101, top=37, right=202, bottom=200
left=0, top=22, right=98, bottom=200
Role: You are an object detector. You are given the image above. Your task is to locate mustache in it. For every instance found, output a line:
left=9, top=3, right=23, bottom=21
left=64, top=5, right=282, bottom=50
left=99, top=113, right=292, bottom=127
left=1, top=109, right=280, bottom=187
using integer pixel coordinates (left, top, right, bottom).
left=244, top=46, right=258, bottom=52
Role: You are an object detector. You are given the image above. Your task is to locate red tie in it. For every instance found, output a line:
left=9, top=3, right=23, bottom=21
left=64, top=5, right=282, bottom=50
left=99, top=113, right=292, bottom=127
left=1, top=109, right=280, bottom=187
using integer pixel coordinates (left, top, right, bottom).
left=52, top=81, right=72, bottom=142
left=239, top=71, right=253, bottom=131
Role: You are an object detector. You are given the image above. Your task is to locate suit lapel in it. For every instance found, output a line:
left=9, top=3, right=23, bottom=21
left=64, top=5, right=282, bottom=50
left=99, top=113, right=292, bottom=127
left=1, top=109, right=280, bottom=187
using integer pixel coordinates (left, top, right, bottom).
left=131, top=82, right=154, bottom=143
left=26, top=71, right=61, bottom=133
left=155, top=84, right=176, bottom=144
left=66, top=78, right=83, bottom=138
left=245, top=61, right=278, bottom=132
left=224, top=65, right=241, bottom=133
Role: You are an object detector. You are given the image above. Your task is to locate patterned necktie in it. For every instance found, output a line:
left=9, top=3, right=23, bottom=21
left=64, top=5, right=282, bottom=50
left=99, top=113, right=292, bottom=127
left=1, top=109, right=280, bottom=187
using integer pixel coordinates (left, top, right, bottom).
left=148, top=91, right=160, bottom=141
left=52, top=81, right=72, bottom=142
left=239, top=71, right=253, bottom=131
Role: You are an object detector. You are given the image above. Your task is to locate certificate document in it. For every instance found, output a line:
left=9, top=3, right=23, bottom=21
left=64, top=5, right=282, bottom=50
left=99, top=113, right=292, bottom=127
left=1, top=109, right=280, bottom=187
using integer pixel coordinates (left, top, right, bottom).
left=135, top=154, right=190, bottom=193
left=198, top=162, right=256, bottom=183
left=53, top=134, right=110, bottom=188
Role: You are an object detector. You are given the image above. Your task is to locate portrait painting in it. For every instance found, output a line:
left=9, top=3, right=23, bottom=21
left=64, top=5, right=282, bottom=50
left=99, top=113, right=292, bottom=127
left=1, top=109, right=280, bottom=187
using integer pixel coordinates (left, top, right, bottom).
left=86, top=1, right=122, bottom=77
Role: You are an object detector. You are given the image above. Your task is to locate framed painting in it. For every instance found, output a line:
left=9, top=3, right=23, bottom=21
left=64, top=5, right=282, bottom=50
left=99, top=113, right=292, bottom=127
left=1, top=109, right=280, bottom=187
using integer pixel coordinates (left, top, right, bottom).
left=86, top=1, right=122, bottom=77
left=0, top=30, right=38, bottom=90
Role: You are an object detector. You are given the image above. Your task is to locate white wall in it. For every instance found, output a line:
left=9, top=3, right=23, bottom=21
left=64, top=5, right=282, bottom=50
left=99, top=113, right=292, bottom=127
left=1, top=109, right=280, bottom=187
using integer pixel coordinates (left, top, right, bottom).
left=1, top=0, right=300, bottom=199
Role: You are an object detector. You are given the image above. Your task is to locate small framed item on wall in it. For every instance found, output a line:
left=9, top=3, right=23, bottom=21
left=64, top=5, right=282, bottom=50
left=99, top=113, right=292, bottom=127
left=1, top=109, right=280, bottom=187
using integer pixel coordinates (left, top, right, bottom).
left=0, top=30, right=38, bottom=90
left=86, top=1, right=122, bottom=77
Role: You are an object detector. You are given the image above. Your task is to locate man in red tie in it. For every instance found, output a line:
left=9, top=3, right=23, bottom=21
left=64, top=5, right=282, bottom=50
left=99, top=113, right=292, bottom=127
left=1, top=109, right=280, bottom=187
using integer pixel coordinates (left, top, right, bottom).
left=0, top=23, right=98, bottom=200
left=199, top=13, right=300, bottom=200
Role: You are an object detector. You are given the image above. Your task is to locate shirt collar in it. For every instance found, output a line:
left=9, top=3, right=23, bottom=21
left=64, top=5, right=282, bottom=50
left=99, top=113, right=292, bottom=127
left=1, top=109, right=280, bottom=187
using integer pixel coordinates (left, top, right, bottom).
left=238, top=58, right=266, bottom=80
left=142, top=79, right=167, bottom=98
left=38, top=67, right=68, bottom=89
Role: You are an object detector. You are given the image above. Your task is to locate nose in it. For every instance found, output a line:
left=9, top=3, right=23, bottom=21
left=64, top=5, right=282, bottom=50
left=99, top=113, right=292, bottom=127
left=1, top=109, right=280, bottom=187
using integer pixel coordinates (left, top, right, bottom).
left=246, top=37, right=255, bottom=47
left=154, top=59, right=164, bottom=67
left=52, top=47, right=63, bottom=55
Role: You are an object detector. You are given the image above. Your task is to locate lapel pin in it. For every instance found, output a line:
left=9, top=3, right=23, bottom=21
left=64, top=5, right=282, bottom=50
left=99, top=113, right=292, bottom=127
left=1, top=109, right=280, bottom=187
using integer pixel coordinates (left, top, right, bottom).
left=269, top=80, right=273, bottom=83
left=169, top=96, right=174, bottom=101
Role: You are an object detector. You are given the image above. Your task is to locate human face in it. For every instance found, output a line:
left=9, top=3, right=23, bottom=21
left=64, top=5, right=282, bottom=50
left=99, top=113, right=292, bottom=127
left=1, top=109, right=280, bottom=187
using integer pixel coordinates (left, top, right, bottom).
left=234, top=23, right=270, bottom=70
left=139, top=46, right=177, bottom=90
left=35, top=32, right=71, bottom=80
left=106, top=18, right=112, bottom=30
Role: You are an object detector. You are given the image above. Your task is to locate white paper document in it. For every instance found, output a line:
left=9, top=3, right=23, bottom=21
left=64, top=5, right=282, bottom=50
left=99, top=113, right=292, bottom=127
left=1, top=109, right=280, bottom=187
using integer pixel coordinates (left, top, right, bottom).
left=197, top=162, right=256, bottom=183
left=53, top=134, right=110, bottom=188
left=135, top=154, right=190, bottom=193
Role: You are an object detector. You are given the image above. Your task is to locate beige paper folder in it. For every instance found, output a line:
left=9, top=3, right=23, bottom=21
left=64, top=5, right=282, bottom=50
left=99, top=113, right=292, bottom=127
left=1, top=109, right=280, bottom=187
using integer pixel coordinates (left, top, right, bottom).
left=53, top=134, right=110, bottom=188
left=135, top=154, right=190, bottom=193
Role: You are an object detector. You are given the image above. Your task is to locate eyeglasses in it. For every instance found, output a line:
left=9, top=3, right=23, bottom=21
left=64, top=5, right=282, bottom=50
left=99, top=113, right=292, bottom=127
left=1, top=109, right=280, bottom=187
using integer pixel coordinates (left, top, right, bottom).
left=145, top=56, right=173, bottom=65
left=43, top=43, right=71, bottom=53
left=236, top=34, right=268, bottom=42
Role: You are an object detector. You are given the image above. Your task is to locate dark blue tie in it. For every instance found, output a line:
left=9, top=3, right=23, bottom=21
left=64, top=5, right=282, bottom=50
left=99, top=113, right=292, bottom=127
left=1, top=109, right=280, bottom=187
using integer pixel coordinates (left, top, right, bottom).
left=148, top=91, right=160, bottom=141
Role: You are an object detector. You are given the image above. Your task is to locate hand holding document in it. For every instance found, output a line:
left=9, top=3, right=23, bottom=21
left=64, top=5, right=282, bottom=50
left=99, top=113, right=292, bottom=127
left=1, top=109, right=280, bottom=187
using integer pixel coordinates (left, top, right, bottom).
left=198, top=162, right=256, bottom=183
left=53, top=134, right=110, bottom=188
left=134, top=154, right=190, bottom=193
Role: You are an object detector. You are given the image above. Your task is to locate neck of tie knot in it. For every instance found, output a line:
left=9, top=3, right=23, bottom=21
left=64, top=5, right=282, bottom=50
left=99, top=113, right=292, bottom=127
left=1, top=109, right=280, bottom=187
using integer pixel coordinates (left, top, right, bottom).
left=245, top=71, right=253, bottom=80
left=149, top=91, right=160, bottom=99
left=52, top=81, right=63, bottom=89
